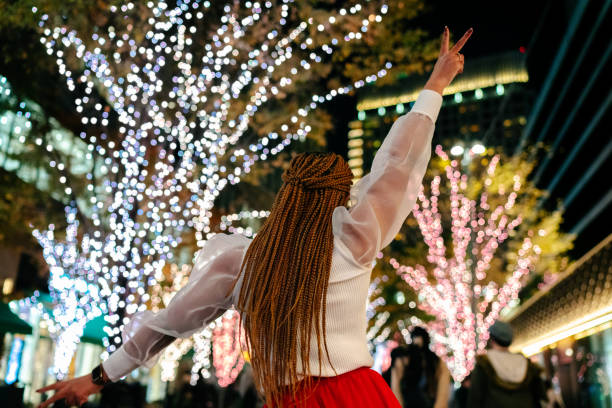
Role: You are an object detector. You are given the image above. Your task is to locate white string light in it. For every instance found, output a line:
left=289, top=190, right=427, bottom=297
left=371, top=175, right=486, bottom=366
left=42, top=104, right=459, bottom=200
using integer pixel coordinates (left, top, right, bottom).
left=30, top=0, right=392, bottom=354
left=218, top=210, right=269, bottom=237
left=31, top=207, right=105, bottom=379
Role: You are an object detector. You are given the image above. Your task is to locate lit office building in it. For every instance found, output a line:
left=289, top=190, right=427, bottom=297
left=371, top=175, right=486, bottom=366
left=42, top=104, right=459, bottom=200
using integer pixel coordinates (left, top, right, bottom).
left=347, top=51, right=532, bottom=182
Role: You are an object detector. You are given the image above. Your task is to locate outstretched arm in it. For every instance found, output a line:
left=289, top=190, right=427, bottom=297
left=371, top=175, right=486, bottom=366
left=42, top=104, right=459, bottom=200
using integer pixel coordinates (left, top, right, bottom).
left=334, top=26, right=473, bottom=266
left=36, top=233, right=251, bottom=408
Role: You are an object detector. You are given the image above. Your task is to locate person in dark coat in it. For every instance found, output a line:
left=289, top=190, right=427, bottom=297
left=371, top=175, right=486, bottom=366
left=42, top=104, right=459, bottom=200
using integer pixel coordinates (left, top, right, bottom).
left=467, top=321, right=547, bottom=408
left=388, top=327, right=451, bottom=408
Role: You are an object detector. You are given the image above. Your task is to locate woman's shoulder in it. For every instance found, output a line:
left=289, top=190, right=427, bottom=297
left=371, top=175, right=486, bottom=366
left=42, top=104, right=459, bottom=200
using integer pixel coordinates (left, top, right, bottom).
left=204, top=232, right=252, bottom=245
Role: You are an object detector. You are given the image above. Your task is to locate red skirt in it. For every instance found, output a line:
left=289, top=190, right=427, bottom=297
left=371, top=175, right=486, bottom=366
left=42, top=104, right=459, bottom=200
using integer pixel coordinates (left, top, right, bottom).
left=264, top=366, right=401, bottom=407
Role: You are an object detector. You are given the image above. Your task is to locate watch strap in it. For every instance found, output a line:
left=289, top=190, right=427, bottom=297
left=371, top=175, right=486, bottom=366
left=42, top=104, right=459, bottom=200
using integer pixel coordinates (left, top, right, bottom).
left=91, top=364, right=109, bottom=386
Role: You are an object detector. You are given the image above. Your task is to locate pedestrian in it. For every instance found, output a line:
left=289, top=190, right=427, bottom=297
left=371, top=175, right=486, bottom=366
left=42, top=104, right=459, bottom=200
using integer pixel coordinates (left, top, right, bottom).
left=382, top=345, right=410, bottom=386
left=36, top=25, right=473, bottom=408
left=389, top=327, right=450, bottom=408
left=467, top=320, right=547, bottom=408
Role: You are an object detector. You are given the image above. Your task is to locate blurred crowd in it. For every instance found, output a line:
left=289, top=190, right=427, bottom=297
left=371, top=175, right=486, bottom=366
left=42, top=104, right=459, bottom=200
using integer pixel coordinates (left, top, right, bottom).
left=382, top=321, right=564, bottom=408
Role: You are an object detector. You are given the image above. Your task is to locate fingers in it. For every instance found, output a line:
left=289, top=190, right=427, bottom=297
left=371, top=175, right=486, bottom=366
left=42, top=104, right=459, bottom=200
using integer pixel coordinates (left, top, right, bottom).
left=450, top=27, right=473, bottom=54
left=38, top=390, right=66, bottom=408
left=36, top=382, right=63, bottom=393
left=439, top=26, right=449, bottom=56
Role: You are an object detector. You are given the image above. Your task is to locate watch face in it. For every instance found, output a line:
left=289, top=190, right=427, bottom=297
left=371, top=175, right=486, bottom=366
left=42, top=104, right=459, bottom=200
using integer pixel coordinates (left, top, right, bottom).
left=92, top=365, right=104, bottom=384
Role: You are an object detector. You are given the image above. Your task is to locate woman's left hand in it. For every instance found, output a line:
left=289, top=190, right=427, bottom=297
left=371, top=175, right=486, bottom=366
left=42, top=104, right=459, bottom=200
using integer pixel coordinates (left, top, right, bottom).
left=36, top=374, right=104, bottom=407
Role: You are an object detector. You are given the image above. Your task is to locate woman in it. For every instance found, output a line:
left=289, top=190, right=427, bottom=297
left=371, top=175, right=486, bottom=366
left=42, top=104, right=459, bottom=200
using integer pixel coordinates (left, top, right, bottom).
left=37, top=26, right=472, bottom=408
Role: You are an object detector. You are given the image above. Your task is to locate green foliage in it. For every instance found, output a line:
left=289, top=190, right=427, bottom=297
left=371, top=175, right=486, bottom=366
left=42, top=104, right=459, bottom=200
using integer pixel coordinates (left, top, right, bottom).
left=0, top=0, right=443, bottom=299
left=0, top=1, right=437, bottom=152
left=370, top=151, right=575, bottom=335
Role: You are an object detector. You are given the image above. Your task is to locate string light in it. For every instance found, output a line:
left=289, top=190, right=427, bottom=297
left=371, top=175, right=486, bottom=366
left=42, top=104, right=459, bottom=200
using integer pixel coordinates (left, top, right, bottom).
left=212, top=311, right=245, bottom=387
left=159, top=337, right=194, bottom=382
left=31, top=207, right=105, bottom=379
left=191, top=325, right=213, bottom=384
left=30, top=0, right=392, bottom=358
left=219, top=210, right=269, bottom=237
left=390, top=146, right=539, bottom=380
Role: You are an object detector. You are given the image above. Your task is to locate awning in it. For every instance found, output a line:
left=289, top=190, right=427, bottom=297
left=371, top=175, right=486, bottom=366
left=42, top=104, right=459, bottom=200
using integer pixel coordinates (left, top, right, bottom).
left=509, top=234, right=612, bottom=355
left=0, top=301, right=32, bottom=335
left=81, top=314, right=107, bottom=347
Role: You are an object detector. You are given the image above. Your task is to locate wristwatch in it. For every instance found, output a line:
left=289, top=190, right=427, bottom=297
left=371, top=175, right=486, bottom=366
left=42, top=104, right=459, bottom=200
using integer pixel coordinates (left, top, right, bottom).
left=91, top=364, right=111, bottom=386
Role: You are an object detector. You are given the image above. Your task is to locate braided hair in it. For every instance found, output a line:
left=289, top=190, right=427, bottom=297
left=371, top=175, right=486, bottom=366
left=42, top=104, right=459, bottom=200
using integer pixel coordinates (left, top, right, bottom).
left=236, top=152, right=353, bottom=407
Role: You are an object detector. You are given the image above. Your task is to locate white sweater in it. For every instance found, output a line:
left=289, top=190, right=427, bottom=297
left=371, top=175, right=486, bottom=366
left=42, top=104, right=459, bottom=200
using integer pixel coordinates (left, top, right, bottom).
left=102, top=89, right=442, bottom=382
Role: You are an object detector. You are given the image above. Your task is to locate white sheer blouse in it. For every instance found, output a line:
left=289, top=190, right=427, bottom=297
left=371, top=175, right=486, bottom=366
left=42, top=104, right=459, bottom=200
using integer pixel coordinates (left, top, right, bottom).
left=102, top=89, right=442, bottom=382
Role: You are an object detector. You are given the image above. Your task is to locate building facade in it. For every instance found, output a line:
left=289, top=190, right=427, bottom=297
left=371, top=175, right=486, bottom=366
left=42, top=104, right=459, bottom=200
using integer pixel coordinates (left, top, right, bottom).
left=509, top=235, right=612, bottom=408
left=347, top=51, right=533, bottom=182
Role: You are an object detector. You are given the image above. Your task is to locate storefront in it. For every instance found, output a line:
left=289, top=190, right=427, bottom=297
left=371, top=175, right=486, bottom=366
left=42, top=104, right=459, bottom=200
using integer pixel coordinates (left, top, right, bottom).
left=509, top=234, right=612, bottom=408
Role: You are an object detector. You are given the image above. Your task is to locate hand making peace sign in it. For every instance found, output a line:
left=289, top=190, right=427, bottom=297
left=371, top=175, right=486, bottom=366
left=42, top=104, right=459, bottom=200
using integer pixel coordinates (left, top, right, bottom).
left=36, top=373, right=103, bottom=407
left=424, top=26, right=474, bottom=95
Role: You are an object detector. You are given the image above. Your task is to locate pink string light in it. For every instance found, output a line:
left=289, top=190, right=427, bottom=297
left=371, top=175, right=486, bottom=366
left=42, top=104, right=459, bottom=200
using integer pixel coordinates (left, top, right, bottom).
left=212, top=311, right=245, bottom=387
left=390, top=147, right=539, bottom=380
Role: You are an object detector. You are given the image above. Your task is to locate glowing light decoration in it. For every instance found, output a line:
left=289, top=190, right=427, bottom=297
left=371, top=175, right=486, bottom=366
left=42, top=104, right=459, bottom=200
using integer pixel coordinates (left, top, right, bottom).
left=219, top=210, right=270, bottom=237
left=191, top=325, right=214, bottom=384
left=159, top=337, right=194, bottom=382
left=32, top=207, right=105, bottom=379
left=389, top=146, right=540, bottom=380
left=5, top=337, right=24, bottom=385
left=212, top=310, right=245, bottom=387
left=149, top=264, right=191, bottom=313
left=366, top=276, right=390, bottom=351
left=32, top=0, right=391, bottom=352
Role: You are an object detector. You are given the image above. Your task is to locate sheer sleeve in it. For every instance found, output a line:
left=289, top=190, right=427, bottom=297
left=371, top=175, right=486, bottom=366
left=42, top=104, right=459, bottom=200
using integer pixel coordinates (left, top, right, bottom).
left=102, top=233, right=251, bottom=382
left=332, top=89, right=442, bottom=266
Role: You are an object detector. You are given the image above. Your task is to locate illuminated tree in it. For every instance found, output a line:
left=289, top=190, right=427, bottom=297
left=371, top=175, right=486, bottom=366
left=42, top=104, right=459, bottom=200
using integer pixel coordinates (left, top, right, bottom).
left=212, top=311, right=244, bottom=387
left=13, top=0, right=441, bottom=359
left=382, top=146, right=573, bottom=379
left=31, top=207, right=105, bottom=379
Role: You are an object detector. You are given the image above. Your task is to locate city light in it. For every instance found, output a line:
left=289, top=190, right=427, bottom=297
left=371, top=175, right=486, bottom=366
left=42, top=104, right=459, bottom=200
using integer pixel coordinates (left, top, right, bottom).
left=450, top=145, right=465, bottom=156
left=472, top=143, right=486, bottom=154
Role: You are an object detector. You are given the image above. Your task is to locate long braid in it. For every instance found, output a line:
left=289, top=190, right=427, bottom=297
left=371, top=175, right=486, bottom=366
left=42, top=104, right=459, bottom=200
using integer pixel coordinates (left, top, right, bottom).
left=237, top=153, right=353, bottom=407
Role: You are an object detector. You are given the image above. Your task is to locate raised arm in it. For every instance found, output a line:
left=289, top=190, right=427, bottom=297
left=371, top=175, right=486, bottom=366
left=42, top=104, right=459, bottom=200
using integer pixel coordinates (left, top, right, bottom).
left=37, top=233, right=251, bottom=408
left=333, top=92, right=440, bottom=266
left=332, top=26, right=472, bottom=266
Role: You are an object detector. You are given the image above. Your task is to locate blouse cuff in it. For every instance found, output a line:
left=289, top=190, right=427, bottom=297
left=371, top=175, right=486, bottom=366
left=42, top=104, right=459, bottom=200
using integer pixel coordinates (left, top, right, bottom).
left=411, top=89, right=443, bottom=123
left=102, top=347, right=139, bottom=382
